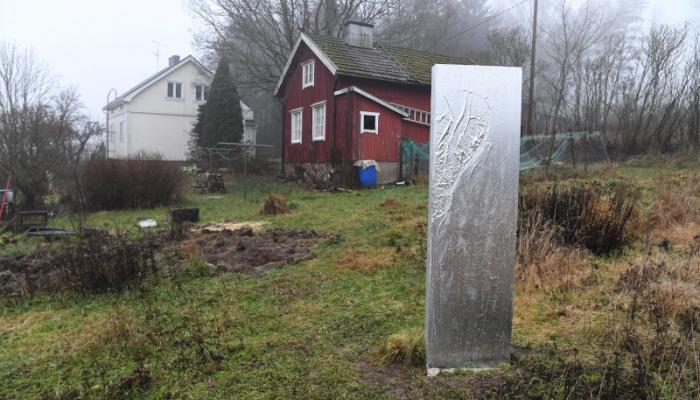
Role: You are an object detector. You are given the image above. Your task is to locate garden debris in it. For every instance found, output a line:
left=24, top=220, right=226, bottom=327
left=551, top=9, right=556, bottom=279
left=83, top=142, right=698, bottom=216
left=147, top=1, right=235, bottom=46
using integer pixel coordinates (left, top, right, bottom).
left=25, top=227, right=75, bottom=240
left=171, top=226, right=334, bottom=277
left=171, top=208, right=200, bottom=224
left=0, top=234, right=158, bottom=297
left=138, top=219, right=158, bottom=228
left=258, top=194, right=290, bottom=216
left=193, top=172, right=226, bottom=194
left=192, top=220, right=268, bottom=232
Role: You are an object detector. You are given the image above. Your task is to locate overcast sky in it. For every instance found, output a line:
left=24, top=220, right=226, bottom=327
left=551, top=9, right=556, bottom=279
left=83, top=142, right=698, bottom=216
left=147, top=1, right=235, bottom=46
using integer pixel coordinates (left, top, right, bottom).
left=1, top=0, right=199, bottom=119
left=1, top=0, right=698, bottom=120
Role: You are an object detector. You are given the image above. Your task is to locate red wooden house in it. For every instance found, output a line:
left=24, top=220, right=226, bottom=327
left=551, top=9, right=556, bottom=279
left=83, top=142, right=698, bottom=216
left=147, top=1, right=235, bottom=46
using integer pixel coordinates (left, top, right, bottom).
left=275, top=22, right=468, bottom=186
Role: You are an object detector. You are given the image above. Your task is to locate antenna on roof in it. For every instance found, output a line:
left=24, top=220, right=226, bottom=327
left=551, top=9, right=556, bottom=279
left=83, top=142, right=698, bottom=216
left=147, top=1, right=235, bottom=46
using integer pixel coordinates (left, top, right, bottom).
left=152, top=41, right=161, bottom=70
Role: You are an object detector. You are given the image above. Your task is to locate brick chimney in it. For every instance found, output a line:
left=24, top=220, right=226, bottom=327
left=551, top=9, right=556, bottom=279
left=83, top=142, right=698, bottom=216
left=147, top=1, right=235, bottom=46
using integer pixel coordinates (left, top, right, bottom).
left=168, top=55, right=181, bottom=67
left=343, top=21, right=374, bottom=48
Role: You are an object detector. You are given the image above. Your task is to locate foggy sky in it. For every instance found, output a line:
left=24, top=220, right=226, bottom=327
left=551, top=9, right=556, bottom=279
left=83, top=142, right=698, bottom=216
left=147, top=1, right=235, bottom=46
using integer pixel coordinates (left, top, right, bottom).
left=1, top=0, right=698, bottom=121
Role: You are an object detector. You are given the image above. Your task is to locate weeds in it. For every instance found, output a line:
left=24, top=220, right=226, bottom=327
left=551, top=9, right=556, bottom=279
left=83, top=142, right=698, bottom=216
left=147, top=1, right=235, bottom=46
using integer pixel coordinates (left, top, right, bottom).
left=605, top=250, right=700, bottom=399
left=520, top=182, right=638, bottom=255
left=0, top=233, right=158, bottom=297
left=258, top=193, right=291, bottom=216
left=379, top=327, right=425, bottom=366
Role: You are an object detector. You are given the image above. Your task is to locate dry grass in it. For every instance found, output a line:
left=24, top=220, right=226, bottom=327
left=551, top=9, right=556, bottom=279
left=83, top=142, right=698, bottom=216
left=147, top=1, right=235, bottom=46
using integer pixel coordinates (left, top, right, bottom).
left=336, top=248, right=395, bottom=272
left=258, top=193, right=291, bottom=216
left=519, top=183, right=639, bottom=255
left=646, top=188, right=699, bottom=230
left=516, top=211, right=598, bottom=294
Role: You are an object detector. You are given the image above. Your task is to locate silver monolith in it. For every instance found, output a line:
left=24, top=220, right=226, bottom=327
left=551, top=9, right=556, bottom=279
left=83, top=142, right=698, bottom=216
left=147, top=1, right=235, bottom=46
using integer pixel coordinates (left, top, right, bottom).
left=425, top=65, right=522, bottom=375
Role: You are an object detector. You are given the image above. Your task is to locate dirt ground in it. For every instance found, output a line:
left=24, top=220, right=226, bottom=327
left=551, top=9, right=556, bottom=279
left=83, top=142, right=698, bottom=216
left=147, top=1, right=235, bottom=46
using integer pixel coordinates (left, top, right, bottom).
left=173, top=225, right=338, bottom=276
left=0, top=223, right=338, bottom=297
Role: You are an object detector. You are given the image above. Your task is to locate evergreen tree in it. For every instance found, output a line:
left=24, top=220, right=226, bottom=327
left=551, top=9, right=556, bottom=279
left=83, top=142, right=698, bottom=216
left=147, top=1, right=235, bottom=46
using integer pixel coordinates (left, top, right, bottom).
left=188, top=104, right=206, bottom=160
left=193, top=58, right=244, bottom=150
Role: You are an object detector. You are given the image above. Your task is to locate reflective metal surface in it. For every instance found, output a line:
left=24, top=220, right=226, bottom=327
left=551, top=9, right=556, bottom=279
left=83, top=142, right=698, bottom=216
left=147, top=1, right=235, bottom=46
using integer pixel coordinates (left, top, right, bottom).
left=426, top=65, right=522, bottom=370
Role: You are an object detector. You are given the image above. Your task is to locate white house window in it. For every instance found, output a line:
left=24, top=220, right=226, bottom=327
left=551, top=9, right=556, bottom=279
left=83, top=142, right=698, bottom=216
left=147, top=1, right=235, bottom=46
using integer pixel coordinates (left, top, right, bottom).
left=119, top=121, right=124, bottom=143
left=109, top=124, right=115, bottom=143
left=311, top=102, right=326, bottom=141
left=167, top=82, right=183, bottom=99
left=290, top=108, right=302, bottom=144
left=195, top=85, right=209, bottom=101
left=302, top=60, right=314, bottom=88
left=360, top=111, right=379, bottom=134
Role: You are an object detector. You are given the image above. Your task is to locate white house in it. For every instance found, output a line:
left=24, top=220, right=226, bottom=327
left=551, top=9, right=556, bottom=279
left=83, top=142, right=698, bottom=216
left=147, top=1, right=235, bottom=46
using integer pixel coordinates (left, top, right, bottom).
left=104, top=55, right=256, bottom=160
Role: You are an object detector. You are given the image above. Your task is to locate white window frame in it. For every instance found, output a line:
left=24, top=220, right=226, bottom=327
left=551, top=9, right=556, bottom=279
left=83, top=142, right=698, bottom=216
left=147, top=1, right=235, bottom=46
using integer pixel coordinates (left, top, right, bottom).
left=119, top=121, right=124, bottom=143
left=290, top=108, right=303, bottom=144
left=360, top=111, right=379, bottom=134
left=167, top=81, right=183, bottom=99
left=195, top=84, right=209, bottom=101
left=302, top=60, right=314, bottom=89
left=311, top=101, right=326, bottom=141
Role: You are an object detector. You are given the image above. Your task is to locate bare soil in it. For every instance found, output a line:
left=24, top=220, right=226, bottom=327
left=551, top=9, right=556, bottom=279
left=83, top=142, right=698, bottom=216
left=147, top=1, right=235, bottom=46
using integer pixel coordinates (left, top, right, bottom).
left=170, top=225, right=338, bottom=276
left=0, top=224, right=337, bottom=296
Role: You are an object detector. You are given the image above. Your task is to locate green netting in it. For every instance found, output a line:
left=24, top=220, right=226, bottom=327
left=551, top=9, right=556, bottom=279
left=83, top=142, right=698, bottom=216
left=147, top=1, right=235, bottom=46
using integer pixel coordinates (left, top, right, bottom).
left=520, top=131, right=604, bottom=171
left=400, top=138, right=430, bottom=179
left=399, top=131, right=605, bottom=178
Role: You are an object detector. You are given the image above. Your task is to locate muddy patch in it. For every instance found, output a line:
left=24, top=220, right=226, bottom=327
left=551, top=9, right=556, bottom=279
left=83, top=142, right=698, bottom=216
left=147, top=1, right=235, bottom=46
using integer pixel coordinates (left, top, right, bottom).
left=171, top=226, right=338, bottom=277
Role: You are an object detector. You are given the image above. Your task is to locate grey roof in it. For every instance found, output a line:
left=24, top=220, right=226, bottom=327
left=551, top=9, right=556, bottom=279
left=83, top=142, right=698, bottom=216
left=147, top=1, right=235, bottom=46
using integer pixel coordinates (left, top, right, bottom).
left=304, top=33, right=469, bottom=85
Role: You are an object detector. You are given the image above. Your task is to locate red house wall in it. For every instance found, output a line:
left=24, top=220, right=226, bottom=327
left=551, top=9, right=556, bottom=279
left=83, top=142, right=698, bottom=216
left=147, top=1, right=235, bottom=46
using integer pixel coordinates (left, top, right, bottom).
left=338, top=77, right=431, bottom=111
left=403, top=121, right=430, bottom=144
left=351, top=93, right=404, bottom=161
left=281, top=44, right=336, bottom=164
left=280, top=44, right=433, bottom=166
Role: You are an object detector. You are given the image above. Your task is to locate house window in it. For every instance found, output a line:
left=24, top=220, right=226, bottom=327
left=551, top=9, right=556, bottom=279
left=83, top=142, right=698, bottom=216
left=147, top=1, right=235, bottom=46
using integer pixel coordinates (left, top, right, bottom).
left=312, top=102, right=326, bottom=141
left=167, top=82, right=183, bottom=99
left=302, top=60, right=314, bottom=88
left=360, top=111, right=379, bottom=134
left=290, top=108, right=302, bottom=144
left=195, top=85, right=209, bottom=101
left=119, top=121, right=124, bottom=143
left=109, top=124, right=115, bottom=143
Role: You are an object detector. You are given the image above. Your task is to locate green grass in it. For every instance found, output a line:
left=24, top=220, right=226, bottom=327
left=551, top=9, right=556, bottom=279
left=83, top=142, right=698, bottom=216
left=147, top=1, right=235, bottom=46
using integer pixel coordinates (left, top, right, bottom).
left=0, top=163, right=698, bottom=399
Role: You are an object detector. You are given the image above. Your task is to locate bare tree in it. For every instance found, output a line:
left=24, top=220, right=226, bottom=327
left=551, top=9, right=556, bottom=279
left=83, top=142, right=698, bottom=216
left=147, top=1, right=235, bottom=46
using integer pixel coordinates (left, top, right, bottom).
left=0, top=43, right=102, bottom=208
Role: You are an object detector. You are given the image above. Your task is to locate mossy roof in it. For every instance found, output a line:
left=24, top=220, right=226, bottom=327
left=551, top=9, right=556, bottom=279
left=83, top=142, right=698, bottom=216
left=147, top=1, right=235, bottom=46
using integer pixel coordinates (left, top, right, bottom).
left=305, top=33, right=469, bottom=85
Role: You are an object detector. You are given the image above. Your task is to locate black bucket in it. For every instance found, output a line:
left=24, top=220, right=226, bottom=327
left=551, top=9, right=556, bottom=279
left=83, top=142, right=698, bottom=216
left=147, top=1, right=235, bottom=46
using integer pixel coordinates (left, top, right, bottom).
left=171, top=208, right=200, bottom=224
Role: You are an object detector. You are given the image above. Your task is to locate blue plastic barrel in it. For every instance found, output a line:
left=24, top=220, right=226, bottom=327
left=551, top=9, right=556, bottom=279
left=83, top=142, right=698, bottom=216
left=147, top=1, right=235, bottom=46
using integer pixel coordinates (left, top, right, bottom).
left=358, top=166, right=377, bottom=187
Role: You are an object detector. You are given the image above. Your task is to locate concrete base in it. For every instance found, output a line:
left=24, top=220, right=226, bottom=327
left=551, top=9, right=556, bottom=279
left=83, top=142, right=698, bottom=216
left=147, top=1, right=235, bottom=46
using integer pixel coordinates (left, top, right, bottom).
left=375, top=162, right=399, bottom=185
left=284, top=162, right=334, bottom=188
left=427, top=365, right=496, bottom=377
left=283, top=161, right=399, bottom=187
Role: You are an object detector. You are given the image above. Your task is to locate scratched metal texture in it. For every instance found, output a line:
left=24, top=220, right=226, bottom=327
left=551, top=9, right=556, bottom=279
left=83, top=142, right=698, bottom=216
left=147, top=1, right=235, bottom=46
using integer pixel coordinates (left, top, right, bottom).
left=425, top=65, right=522, bottom=369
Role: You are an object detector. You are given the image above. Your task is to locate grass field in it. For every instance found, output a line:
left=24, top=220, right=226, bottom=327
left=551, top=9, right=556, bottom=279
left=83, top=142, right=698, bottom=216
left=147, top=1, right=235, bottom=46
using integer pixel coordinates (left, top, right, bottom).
left=1, top=160, right=699, bottom=399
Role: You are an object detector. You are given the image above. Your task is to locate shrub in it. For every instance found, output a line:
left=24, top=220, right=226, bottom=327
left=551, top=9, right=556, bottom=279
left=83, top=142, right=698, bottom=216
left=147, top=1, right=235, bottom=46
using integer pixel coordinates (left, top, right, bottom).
left=519, top=182, right=638, bottom=255
left=82, top=152, right=185, bottom=209
left=258, top=194, right=290, bottom=216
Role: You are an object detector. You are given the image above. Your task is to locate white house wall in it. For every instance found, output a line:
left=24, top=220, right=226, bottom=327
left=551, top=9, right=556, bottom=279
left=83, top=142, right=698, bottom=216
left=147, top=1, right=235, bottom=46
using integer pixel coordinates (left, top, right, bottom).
left=121, top=62, right=209, bottom=160
left=127, top=112, right=194, bottom=160
left=107, top=109, right=128, bottom=159
left=108, top=59, right=256, bottom=161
